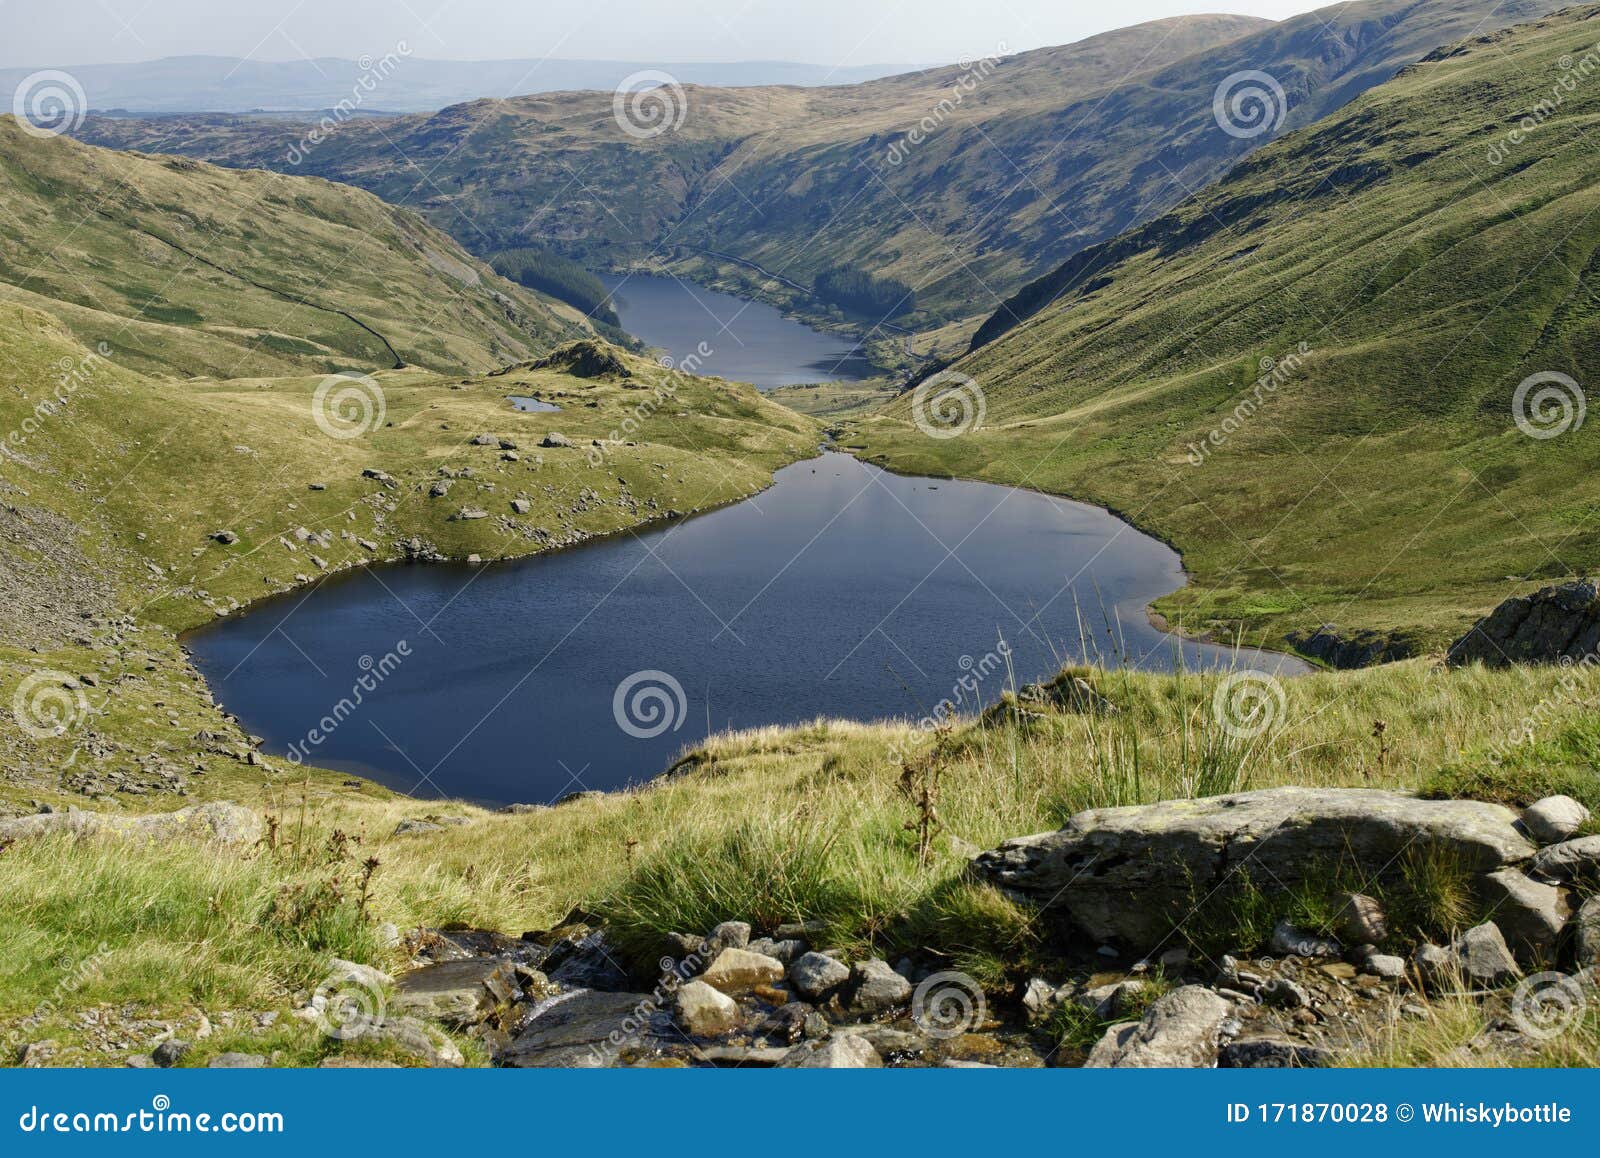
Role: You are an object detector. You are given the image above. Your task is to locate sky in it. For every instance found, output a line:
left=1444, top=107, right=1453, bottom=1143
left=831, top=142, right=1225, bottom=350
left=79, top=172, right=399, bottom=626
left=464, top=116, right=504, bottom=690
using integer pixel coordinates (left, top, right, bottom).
left=1, top=0, right=1330, bottom=69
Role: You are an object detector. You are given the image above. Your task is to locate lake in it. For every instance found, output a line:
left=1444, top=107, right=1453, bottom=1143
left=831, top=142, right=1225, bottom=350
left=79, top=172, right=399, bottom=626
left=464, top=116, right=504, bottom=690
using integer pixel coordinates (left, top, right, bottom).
left=602, top=273, right=875, bottom=389
left=187, top=452, right=1306, bottom=806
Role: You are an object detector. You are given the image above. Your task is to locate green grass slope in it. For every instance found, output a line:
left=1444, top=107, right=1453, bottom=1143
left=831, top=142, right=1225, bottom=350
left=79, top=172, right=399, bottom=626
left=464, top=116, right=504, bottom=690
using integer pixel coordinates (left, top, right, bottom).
left=852, top=4, right=1600, bottom=652
left=0, top=118, right=587, bottom=378
left=81, top=3, right=1560, bottom=347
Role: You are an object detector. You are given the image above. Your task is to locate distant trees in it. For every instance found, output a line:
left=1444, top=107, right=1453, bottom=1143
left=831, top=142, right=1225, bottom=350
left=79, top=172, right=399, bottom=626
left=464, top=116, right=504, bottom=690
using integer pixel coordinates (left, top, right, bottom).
left=490, top=247, right=619, bottom=326
left=813, top=266, right=915, bottom=321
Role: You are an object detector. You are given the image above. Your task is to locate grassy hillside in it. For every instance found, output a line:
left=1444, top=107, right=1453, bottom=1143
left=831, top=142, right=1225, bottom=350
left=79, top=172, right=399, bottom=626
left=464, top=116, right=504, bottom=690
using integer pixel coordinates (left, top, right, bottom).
left=77, top=2, right=1564, bottom=347
left=850, top=4, right=1600, bottom=653
left=0, top=118, right=586, bottom=378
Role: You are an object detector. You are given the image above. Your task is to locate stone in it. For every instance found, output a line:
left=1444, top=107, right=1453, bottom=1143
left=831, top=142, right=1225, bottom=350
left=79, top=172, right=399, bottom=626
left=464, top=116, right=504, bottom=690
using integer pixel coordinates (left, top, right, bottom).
left=152, top=1039, right=191, bottom=1068
left=1077, top=979, right=1146, bottom=1020
left=471, top=434, right=496, bottom=446
left=317, top=1058, right=401, bottom=1068
left=450, top=507, right=489, bottom=521
left=788, top=951, right=851, bottom=1001
left=1022, top=977, right=1066, bottom=1023
left=774, top=920, right=828, bottom=940
left=699, top=948, right=784, bottom=995
left=1574, top=895, right=1600, bottom=967
left=500, top=990, right=675, bottom=1068
left=540, top=433, right=574, bottom=448
left=1220, top=1037, right=1333, bottom=1068
left=1478, top=869, right=1570, bottom=962
left=846, top=959, right=912, bottom=1016
left=390, top=958, right=520, bottom=1029
left=1411, top=943, right=1456, bottom=990
left=1447, top=579, right=1600, bottom=667
left=706, top=921, right=751, bottom=952
left=674, top=980, right=740, bottom=1037
left=0, top=801, right=262, bottom=846
left=1453, top=922, right=1523, bottom=987
left=747, top=937, right=806, bottom=963
left=1260, top=978, right=1311, bottom=1009
left=1362, top=954, right=1407, bottom=980
left=325, top=957, right=392, bottom=994
left=754, top=1002, right=827, bottom=1045
left=1270, top=920, right=1342, bottom=959
left=365, top=1017, right=464, bottom=1067
left=694, top=1045, right=792, bottom=1067
left=393, top=819, right=444, bottom=836
left=510, top=499, right=531, bottom=515
left=1333, top=892, right=1388, bottom=945
left=1083, top=986, right=1232, bottom=1068
left=429, top=481, right=451, bottom=498
left=835, top=1023, right=925, bottom=1055
left=210, top=530, right=238, bottom=545
left=1528, top=836, right=1600, bottom=885
left=207, top=1053, right=267, bottom=1068
left=777, top=1035, right=883, bottom=1068
left=1524, top=796, right=1590, bottom=845
left=972, top=788, right=1531, bottom=950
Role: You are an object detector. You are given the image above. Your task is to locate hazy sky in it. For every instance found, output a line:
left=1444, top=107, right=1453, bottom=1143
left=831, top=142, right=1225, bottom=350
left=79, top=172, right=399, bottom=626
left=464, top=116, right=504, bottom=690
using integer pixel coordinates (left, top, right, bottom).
left=2, top=0, right=1329, bottom=68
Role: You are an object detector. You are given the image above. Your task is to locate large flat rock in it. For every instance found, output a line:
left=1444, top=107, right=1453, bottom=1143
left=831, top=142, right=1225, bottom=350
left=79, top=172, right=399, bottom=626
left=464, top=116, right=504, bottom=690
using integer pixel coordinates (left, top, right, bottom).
left=972, top=788, right=1532, bottom=949
left=497, top=990, right=678, bottom=1068
left=0, top=801, right=262, bottom=845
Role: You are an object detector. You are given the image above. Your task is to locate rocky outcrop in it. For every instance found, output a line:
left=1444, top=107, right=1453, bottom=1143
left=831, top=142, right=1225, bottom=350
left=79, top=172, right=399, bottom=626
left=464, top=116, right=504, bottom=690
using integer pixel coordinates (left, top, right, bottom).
left=0, top=801, right=261, bottom=845
left=525, top=340, right=632, bottom=380
left=1289, top=625, right=1419, bottom=669
left=971, top=788, right=1532, bottom=950
left=1447, top=579, right=1600, bottom=667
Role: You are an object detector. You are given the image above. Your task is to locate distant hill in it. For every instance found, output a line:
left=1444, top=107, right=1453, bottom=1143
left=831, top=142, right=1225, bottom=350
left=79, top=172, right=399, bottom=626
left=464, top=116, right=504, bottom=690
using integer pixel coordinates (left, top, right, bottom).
left=75, top=1, right=1570, bottom=346
left=853, top=3, right=1600, bottom=649
left=0, top=118, right=585, bottom=377
left=0, top=56, right=921, bottom=115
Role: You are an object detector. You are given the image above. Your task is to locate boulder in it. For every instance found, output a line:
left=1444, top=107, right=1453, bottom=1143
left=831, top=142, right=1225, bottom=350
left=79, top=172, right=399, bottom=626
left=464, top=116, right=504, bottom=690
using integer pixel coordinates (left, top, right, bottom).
left=1083, top=986, right=1232, bottom=1068
left=540, top=433, right=575, bottom=449
left=1453, top=922, right=1523, bottom=987
left=777, top=1036, right=883, bottom=1068
left=1477, top=870, right=1569, bottom=963
left=1260, top=978, right=1311, bottom=1009
left=207, top=1053, right=267, bottom=1068
left=674, top=980, right=740, bottom=1037
left=1523, top=796, right=1590, bottom=845
left=1270, top=920, right=1341, bottom=959
left=500, top=990, right=673, bottom=1068
left=788, top=951, right=850, bottom=1001
left=1447, top=580, right=1600, bottom=667
left=1333, top=892, right=1389, bottom=946
left=972, top=788, right=1532, bottom=950
left=0, top=802, right=262, bottom=846
left=845, top=959, right=911, bottom=1016
left=699, top=948, right=784, bottom=995
left=1361, top=954, right=1407, bottom=980
left=1575, top=895, right=1600, bottom=967
left=748, top=937, right=806, bottom=963
left=390, top=958, right=521, bottom=1029
left=706, top=921, right=751, bottom=953
left=1528, top=836, right=1600, bottom=885
left=152, top=1039, right=191, bottom=1068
